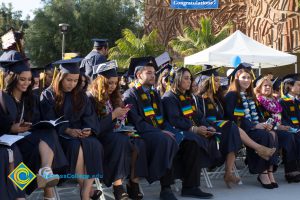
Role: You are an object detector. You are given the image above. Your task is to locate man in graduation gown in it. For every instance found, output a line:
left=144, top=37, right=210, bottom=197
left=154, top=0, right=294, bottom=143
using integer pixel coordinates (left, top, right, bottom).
left=80, top=39, right=109, bottom=78
left=123, top=57, right=213, bottom=200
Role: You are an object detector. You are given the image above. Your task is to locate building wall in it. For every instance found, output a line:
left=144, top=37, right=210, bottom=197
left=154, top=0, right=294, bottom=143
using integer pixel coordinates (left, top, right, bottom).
left=144, top=0, right=300, bottom=52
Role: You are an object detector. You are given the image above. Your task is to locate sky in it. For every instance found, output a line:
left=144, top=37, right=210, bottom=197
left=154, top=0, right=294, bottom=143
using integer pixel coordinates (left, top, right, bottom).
left=1, top=0, right=43, bottom=19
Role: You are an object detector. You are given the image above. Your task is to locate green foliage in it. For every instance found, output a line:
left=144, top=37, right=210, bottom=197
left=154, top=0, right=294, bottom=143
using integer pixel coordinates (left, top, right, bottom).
left=169, top=17, right=232, bottom=57
left=0, top=3, right=28, bottom=42
left=25, top=0, right=141, bottom=67
left=108, top=28, right=165, bottom=68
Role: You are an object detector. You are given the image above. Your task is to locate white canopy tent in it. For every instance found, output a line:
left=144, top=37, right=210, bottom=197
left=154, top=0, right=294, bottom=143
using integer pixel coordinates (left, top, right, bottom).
left=184, top=30, right=298, bottom=73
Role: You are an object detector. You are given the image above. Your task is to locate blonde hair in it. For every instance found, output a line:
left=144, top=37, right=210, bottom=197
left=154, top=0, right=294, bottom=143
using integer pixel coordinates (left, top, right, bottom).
left=254, top=75, right=273, bottom=97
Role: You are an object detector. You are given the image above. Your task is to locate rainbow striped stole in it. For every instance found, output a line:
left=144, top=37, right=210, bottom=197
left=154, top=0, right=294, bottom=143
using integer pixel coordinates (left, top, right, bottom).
left=135, top=82, right=164, bottom=127
left=234, top=108, right=245, bottom=117
left=179, top=95, right=195, bottom=117
left=282, top=95, right=293, bottom=102
left=215, top=120, right=228, bottom=128
left=291, top=117, right=299, bottom=125
left=207, top=116, right=217, bottom=121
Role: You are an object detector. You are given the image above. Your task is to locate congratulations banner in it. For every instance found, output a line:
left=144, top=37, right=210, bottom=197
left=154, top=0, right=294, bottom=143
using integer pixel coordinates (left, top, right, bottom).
left=170, top=0, right=219, bottom=10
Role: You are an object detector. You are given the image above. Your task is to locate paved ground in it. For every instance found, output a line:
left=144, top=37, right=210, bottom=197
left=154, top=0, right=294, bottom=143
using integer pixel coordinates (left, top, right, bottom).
left=27, top=166, right=300, bottom=200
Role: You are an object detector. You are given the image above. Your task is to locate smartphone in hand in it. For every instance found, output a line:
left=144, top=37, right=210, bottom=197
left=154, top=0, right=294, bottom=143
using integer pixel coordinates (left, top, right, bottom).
left=125, top=104, right=133, bottom=109
left=82, top=128, right=91, bottom=132
left=20, top=122, right=32, bottom=127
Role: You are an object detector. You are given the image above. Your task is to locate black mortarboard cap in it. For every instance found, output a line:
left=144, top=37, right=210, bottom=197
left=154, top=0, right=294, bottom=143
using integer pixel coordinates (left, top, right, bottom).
left=272, top=77, right=281, bottom=91
left=53, top=58, right=83, bottom=74
left=31, top=67, right=43, bottom=78
left=128, top=57, right=158, bottom=78
left=92, top=60, right=118, bottom=77
left=253, top=75, right=263, bottom=87
left=282, top=73, right=300, bottom=84
left=92, top=38, right=108, bottom=47
left=44, top=62, right=54, bottom=71
left=0, top=50, right=23, bottom=61
left=195, top=66, right=220, bottom=76
left=0, top=58, right=30, bottom=74
left=227, top=62, right=253, bottom=80
left=156, top=63, right=172, bottom=76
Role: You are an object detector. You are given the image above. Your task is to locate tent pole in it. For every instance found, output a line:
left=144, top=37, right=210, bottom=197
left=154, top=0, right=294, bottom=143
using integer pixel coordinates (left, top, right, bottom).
left=295, top=63, right=298, bottom=73
left=259, top=64, right=261, bottom=76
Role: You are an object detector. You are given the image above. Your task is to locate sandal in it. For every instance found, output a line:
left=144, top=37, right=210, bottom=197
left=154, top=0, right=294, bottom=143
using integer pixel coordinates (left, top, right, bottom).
left=113, top=185, right=129, bottom=200
left=37, top=167, right=59, bottom=189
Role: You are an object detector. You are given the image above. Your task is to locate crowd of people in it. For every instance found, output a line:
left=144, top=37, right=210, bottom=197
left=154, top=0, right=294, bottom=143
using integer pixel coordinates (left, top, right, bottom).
left=1, top=35, right=300, bottom=200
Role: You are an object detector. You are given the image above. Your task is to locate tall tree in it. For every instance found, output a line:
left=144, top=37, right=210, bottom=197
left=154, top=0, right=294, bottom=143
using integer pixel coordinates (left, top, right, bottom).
left=109, top=28, right=165, bottom=68
left=25, top=0, right=141, bottom=67
left=169, top=17, right=232, bottom=57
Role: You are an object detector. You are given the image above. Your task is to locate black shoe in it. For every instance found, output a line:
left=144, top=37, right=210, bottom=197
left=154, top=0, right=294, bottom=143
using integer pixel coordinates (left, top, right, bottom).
left=113, top=185, right=129, bottom=200
left=90, top=189, right=102, bottom=200
left=181, top=187, right=213, bottom=199
left=257, top=176, right=273, bottom=189
left=285, top=174, right=300, bottom=183
left=271, top=182, right=279, bottom=188
left=126, top=181, right=143, bottom=200
left=160, top=188, right=177, bottom=200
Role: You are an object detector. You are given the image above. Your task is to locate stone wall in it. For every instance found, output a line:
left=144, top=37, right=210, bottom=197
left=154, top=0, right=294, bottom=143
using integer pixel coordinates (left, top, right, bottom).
left=144, top=0, right=300, bottom=52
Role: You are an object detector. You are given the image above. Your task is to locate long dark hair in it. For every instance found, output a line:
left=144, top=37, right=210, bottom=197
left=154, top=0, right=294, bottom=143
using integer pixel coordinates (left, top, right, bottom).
left=171, top=67, right=193, bottom=96
left=4, top=71, right=34, bottom=120
left=52, top=72, right=84, bottom=115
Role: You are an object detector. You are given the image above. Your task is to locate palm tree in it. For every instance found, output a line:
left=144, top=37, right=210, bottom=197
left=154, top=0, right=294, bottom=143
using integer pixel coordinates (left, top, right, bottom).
left=109, top=28, right=165, bottom=68
left=169, top=17, right=232, bottom=57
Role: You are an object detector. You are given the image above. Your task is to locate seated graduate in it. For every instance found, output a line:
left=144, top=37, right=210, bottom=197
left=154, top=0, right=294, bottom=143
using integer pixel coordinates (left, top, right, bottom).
left=40, top=58, right=103, bottom=200
left=0, top=58, right=68, bottom=199
left=123, top=57, right=178, bottom=199
left=274, top=73, right=300, bottom=183
left=0, top=91, right=25, bottom=200
left=123, top=57, right=213, bottom=200
left=195, top=67, right=276, bottom=188
left=224, top=63, right=279, bottom=189
left=156, top=64, right=172, bottom=97
left=87, top=60, right=148, bottom=200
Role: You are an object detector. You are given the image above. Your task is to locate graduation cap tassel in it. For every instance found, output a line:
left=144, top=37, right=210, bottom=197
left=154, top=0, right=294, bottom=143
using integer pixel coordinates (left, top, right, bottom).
left=0, top=71, right=4, bottom=90
left=98, top=79, right=101, bottom=102
left=251, top=70, right=256, bottom=80
left=211, top=74, right=216, bottom=94
left=280, top=82, right=284, bottom=98
left=42, top=70, right=46, bottom=88
left=51, top=67, right=58, bottom=86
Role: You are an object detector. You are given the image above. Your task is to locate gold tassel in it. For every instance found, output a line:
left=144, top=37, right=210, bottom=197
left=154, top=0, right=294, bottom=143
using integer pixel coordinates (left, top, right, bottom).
left=98, top=78, right=101, bottom=102
left=0, top=71, right=4, bottom=90
left=280, top=82, right=284, bottom=98
left=42, top=70, right=46, bottom=88
left=212, top=74, right=216, bottom=94
left=51, top=67, right=58, bottom=86
left=251, top=70, right=256, bottom=80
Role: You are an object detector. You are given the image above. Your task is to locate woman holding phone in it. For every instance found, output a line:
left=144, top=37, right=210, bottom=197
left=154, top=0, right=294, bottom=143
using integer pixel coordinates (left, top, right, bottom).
left=87, top=62, right=148, bottom=200
left=0, top=59, right=67, bottom=199
left=40, top=58, right=103, bottom=200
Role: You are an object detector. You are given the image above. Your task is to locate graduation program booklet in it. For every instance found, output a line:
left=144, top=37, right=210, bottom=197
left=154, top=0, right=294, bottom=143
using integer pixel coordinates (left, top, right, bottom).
left=0, top=134, right=24, bottom=146
left=32, top=116, right=69, bottom=129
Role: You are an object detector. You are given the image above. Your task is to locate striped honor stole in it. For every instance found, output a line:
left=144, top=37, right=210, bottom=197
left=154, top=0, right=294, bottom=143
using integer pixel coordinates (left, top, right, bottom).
left=234, top=108, right=245, bottom=117
left=135, top=83, right=164, bottom=127
left=282, top=95, right=300, bottom=125
left=179, top=94, right=196, bottom=117
left=215, top=120, right=229, bottom=128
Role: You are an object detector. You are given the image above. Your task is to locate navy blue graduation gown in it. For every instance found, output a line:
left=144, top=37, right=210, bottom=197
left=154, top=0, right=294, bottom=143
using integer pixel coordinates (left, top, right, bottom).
left=0, top=91, right=68, bottom=194
left=0, top=50, right=23, bottom=61
left=87, top=93, right=148, bottom=187
left=197, top=96, right=242, bottom=159
left=162, top=91, right=222, bottom=167
left=40, top=88, right=103, bottom=177
left=80, top=51, right=107, bottom=78
left=0, top=102, right=25, bottom=199
left=123, top=88, right=178, bottom=183
left=224, top=91, right=278, bottom=174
